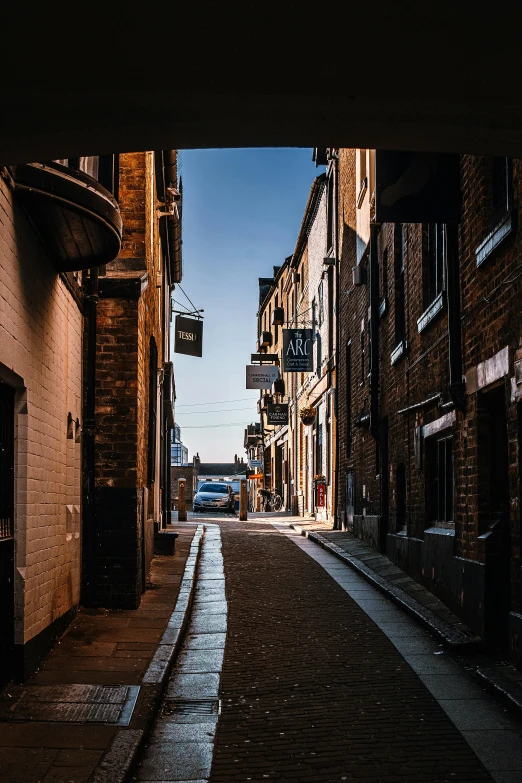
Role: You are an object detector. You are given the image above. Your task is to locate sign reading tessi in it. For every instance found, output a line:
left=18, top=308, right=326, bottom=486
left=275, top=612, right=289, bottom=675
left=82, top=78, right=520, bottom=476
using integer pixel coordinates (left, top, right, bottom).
left=174, top=316, right=203, bottom=357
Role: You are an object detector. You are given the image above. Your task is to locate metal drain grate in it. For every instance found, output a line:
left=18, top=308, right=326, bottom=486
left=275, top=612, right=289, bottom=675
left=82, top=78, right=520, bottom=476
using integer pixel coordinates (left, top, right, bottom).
left=162, top=698, right=220, bottom=717
left=0, top=685, right=140, bottom=725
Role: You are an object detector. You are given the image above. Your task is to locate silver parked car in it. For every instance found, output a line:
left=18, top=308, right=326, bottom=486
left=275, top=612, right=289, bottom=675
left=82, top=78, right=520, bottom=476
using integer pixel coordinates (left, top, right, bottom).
left=193, top=483, right=234, bottom=513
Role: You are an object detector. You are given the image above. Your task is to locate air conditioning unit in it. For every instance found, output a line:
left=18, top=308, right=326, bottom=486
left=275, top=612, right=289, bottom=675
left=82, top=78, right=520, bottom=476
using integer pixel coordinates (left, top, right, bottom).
left=353, top=266, right=367, bottom=286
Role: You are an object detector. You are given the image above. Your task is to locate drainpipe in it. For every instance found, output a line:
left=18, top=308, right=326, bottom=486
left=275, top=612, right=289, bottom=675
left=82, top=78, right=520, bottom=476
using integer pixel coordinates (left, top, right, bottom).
left=82, top=267, right=99, bottom=605
left=445, top=223, right=465, bottom=411
left=369, top=222, right=380, bottom=440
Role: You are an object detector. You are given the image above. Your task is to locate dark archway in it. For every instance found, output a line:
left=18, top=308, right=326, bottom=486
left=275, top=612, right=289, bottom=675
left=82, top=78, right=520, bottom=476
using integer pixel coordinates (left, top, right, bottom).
left=3, top=6, right=522, bottom=164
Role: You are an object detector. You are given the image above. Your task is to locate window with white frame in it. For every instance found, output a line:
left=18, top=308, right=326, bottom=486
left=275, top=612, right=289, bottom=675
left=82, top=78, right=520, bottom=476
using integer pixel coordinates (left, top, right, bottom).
left=423, top=223, right=445, bottom=308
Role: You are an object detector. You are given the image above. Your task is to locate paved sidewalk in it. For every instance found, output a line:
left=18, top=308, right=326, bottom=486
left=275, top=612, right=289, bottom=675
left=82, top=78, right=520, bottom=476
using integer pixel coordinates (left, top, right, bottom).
left=209, top=514, right=498, bottom=783
left=283, top=518, right=522, bottom=712
left=287, top=520, right=480, bottom=647
left=0, top=523, right=198, bottom=783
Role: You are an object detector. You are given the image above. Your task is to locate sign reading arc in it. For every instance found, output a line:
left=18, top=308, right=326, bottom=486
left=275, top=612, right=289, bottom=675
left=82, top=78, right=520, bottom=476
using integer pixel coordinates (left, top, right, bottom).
left=174, top=315, right=203, bottom=357
left=282, top=328, right=313, bottom=372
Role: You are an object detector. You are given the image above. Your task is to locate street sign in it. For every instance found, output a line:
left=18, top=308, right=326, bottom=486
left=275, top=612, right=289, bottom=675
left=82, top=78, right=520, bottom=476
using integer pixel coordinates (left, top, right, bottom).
left=267, top=403, right=289, bottom=425
left=174, top=315, right=203, bottom=357
left=248, top=459, right=262, bottom=469
left=251, top=353, right=279, bottom=363
left=282, top=329, right=313, bottom=372
left=246, top=365, right=279, bottom=389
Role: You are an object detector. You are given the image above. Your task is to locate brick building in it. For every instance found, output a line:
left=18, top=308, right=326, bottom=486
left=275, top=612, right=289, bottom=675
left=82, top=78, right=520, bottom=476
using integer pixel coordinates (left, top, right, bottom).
left=0, top=157, right=122, bottom=682
left=0, top=148, right=181, bottom=683
left=335, top=148, right=522, bottom=663
left=82, top=150, right=181, bottom=610
left=254, top=167, right=337, bottom=522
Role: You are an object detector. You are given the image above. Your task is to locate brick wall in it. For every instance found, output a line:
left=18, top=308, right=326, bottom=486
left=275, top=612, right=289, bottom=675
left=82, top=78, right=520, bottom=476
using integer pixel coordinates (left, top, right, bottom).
left=0, top=176, right=82, bottom=648
left=84, top=151, right=169, bottom=608
left=336, top=150, right=522, bottom=659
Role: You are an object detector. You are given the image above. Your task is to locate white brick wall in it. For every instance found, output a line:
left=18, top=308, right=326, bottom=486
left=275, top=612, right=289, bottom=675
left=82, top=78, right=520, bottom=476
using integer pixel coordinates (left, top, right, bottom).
left=0, top=176, right=82, bottom=644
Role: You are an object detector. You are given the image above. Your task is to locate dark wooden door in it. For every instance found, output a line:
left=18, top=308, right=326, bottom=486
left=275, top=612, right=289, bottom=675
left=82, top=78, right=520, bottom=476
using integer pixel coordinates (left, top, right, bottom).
left=345, top=470, right=354, bottom=531
left=380, top=418, right=389, bottom=553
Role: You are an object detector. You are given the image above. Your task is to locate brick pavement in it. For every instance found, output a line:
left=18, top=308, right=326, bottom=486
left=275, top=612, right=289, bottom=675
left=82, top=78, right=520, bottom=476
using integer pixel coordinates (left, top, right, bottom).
left=209, top=516, right=493, bottom=783
left=0, top=524, right=197, bottom=783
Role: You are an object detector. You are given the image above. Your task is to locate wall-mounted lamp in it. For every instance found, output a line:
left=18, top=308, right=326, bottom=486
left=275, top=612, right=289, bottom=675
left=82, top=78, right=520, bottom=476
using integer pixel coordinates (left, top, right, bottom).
left=353, top=266, right=367, bottom=286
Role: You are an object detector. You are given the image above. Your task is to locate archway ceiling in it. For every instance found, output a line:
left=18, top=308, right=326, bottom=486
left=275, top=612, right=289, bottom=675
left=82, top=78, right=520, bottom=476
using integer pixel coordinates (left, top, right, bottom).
left=2, top=3, right=522, bottom=164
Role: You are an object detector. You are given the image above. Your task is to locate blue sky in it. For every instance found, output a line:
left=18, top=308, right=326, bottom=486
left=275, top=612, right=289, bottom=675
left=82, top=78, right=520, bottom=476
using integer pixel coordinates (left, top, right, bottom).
left=171, top=148, right=322, bottom=463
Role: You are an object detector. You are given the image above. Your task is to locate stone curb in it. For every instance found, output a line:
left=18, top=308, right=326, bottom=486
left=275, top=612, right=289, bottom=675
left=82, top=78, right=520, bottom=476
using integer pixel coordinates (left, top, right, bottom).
left=89, top=524, right=205, bottom=783
left=288, top=523, right=482, bottom=652
left=474, top=665, right=522, bottom=717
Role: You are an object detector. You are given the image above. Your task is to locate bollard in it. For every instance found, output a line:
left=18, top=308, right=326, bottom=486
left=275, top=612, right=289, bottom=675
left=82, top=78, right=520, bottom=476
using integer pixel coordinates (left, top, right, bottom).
left=239, top=478, right=248, bottom=521
left=178, top=478, right=187, bottom=522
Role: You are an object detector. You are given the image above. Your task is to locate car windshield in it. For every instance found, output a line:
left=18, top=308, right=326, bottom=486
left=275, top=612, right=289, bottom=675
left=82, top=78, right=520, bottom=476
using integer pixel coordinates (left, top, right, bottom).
left=199, top=484, right=228, bottom=494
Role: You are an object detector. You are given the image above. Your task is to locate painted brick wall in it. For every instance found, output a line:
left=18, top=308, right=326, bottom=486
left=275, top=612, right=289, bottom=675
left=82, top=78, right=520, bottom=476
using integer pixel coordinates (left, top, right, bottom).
left=0, top=175, right=82, bottom=645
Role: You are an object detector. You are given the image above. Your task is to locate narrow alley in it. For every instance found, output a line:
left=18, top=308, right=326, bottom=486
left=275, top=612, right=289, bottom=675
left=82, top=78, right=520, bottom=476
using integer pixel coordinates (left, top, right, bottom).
left=3, top=47, right=522, bottom=782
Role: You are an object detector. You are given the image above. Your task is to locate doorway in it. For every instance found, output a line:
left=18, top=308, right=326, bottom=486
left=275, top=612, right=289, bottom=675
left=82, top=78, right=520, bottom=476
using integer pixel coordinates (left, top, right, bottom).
left=396, top=463, right=407, bottom=533
left=478, top=384, right=511, bottom=650
left=0, top=380, right=15, bottom=686
left=345, top=470, right=354, bottom=531
left=379, top=418, right=389, bottom=552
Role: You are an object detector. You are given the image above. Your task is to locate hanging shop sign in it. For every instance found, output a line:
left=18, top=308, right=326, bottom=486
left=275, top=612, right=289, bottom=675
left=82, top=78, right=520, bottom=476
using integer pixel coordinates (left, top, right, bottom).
left=317, top=483, right=326, bottom=507
left=267, top=403, right=289, bottom=425
left=174, top=315, right=203, bottom=357
left=282, top=329, right=313, bottom=372
left=374, top=151, right=461, bottom=224
left=246, top=365, right=279, bottom=390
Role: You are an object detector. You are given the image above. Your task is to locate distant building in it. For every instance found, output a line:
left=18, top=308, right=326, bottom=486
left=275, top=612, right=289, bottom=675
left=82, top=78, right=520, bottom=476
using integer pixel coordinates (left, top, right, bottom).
left=171, top=423, right=189, bottom=466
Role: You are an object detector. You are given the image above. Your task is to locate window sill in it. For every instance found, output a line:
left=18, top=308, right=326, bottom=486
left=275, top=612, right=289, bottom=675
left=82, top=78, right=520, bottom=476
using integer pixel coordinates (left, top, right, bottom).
left=424, top=525, right=455, bottom=535
left=391, top=340, right=407, bottom=366
left=379, top=297, right=388, bottom=318
left=417, top=292, right=445, bottom=334
left=475, top=212, right=513, bottom=268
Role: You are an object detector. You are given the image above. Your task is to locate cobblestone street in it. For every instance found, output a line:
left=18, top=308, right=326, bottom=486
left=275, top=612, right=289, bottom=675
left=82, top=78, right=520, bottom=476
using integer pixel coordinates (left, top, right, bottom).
left=197, top=513, right=522, bottom=783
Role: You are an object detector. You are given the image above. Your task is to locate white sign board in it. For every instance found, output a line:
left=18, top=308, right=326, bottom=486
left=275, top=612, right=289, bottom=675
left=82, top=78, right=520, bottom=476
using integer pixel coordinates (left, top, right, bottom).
left=248, top=459, right=262, bottom=469
left=246, top=365, right=279, bottom=389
